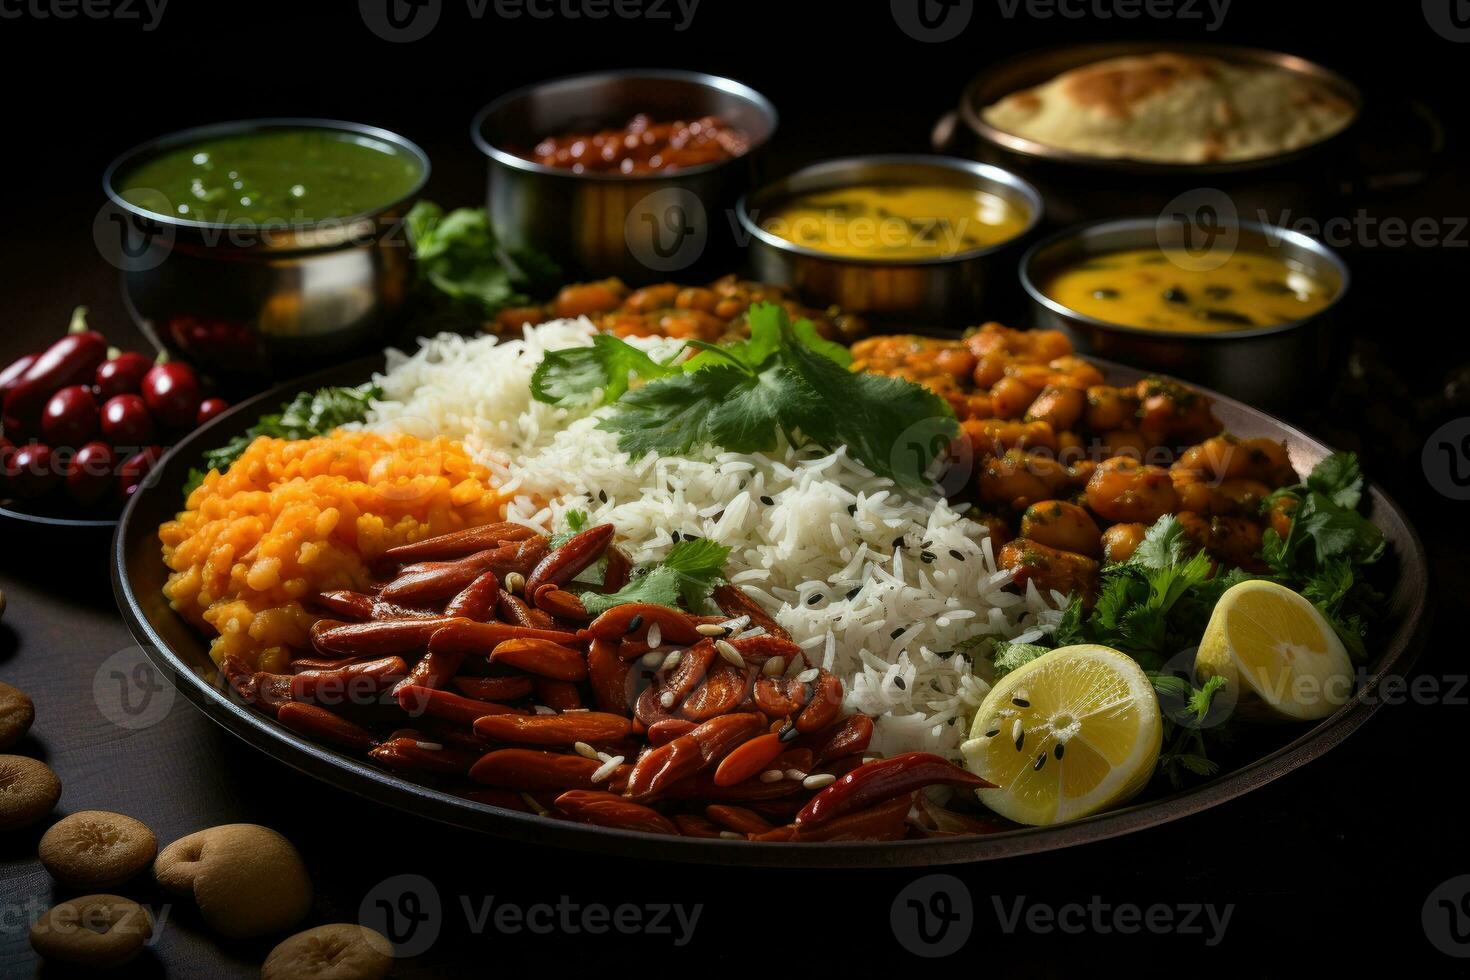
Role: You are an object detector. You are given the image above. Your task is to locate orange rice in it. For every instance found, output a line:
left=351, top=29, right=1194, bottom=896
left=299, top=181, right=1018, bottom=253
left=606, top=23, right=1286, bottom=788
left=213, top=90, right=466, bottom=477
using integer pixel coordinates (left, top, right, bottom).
left=159, top=430, right=506, bottom=672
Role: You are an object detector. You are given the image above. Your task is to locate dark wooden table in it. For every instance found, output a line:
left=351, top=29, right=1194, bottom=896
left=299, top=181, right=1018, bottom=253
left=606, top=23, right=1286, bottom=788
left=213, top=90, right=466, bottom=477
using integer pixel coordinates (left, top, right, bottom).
left=3, top=5, right=1469, bottom=973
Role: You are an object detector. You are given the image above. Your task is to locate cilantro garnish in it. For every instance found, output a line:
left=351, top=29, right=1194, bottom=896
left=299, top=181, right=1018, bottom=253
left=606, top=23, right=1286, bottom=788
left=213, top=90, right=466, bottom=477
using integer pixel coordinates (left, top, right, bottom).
left=580, top=538, right=731, bottom=616
left=531, top=303, right=957, bottom=490
left=406, top=201, right=559, bottom=315
left=184, top=383, right=381, bottom=496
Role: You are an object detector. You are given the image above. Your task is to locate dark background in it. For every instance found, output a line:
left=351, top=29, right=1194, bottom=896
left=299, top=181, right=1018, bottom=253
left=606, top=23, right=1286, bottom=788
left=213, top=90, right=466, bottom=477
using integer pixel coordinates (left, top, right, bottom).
left=2, top=0, right=1468, bottom=975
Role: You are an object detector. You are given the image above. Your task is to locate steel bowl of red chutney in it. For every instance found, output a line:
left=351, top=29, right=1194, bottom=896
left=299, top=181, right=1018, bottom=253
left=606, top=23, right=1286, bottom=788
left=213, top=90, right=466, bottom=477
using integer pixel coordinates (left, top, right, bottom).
left=102, top=118, right=430, bottom=382
left=472, top=70, right=777, bottom=287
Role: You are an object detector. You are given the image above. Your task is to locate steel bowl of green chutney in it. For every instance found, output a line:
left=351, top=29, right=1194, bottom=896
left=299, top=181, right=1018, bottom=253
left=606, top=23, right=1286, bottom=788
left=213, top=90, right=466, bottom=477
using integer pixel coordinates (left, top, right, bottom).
left=103, top=119, right=430, bottom=381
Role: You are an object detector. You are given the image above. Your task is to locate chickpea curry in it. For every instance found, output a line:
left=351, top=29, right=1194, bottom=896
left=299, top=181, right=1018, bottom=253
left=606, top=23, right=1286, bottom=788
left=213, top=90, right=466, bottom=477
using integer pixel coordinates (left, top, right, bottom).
left=494, top=275, right=866, bottom=344
left=851, top=325, right=1300, bottom=599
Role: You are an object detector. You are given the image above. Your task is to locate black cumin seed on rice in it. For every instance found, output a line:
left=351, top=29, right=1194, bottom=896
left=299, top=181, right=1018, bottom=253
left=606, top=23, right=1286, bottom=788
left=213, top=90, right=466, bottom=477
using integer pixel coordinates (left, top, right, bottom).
left=760, top=495, right=775, bottom=505
left=598, top=489, right=608, bottom=503
left=985, top=729, right=1000, bottom=738
left=949, top=549, right=964, bottom=561
left=671, top=531, right=680, bottom=542
left=1033, top=753, right=1046, bottom=771
left=920, top=551, right=936, bottom=563
left=807, top=593, right=823, bottom=606
left=890, top=627, right=904, bottom=639
left=1012, top=697, right=1030, bottom=708
left=626, top=614, right=643, bottom=634
left=1054, top=743, right=1065, bottom=760
left=846, top=504, right=857, bottom=516
left=894, top=676, right=906, bottom=690
left=846, top=587, right=860, bottom=600
left=892, top=536, right=905, bottom=549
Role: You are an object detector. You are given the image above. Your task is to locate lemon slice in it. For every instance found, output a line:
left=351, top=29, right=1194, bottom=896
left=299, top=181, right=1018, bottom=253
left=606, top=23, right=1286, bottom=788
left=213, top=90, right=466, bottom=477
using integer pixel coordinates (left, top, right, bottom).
left=1195, top=580, right=1353, bottom=722
left=961, top=644, right=1162, bottom=826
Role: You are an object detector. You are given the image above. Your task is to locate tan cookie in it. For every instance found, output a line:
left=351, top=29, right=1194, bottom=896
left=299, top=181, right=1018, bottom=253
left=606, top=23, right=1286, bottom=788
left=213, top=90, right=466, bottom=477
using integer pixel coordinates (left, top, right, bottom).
left=0, top=754, right=60, bottom=830
left=29, top=894, right=153, bottom=969
left=40, top=810, right=158, bottom=888
left=262, top=924, right=394, bottom=980
left=154, top=823, right=312, bottom=938
left=0, top=681, right=34, bottom=750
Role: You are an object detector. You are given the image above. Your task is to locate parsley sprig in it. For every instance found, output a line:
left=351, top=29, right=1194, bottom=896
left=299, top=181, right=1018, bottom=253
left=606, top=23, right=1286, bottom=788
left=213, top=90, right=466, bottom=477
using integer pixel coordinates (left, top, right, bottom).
left=530, top=303, right=957, bottom=490
left=580, top=538, right=731, bottom=616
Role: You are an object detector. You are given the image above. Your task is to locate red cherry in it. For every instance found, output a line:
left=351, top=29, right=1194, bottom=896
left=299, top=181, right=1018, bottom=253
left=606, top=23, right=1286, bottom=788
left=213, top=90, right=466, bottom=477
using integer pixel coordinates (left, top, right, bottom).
left=65, top=441, right=117, bottom=506
left=118, top=446, right=165, bottom=500
left=195, top=397, right=230, bottom=426
left=95, top=351, right=154, bottom=400
left=7, top=443, right=59, bottom=499
left=100, top=394, right=156, bottom=448
left=41, top=384, right=99, bottom=449
left=141, top=363, right=201, bottom=429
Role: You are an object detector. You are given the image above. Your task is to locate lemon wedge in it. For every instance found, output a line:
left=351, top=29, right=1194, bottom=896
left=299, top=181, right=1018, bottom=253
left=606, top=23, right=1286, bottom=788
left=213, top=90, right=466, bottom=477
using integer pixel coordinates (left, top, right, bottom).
left=961, top=644, right=1162, bottom=826
left=1195, top=580, right=1353, bottom=721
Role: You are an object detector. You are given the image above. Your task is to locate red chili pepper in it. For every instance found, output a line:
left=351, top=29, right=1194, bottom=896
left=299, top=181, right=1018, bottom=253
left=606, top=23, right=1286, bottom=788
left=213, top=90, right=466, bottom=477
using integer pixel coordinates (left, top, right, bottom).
left=2, top=330, right=107, bottom=438
left=0, top=352, right=39, bottom=399
left=794, top=752, right=993, bottom=827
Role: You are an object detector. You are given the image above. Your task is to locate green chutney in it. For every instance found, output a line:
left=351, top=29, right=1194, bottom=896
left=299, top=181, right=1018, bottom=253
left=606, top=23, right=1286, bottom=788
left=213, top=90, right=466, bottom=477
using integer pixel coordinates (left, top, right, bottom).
left=118, top=127, right=424, bottom=225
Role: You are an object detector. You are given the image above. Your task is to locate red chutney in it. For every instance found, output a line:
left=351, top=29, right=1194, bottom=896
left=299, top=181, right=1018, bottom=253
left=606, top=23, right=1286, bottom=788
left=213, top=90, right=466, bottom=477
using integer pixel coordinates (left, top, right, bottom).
left=528, top=114, right=750, bottom=175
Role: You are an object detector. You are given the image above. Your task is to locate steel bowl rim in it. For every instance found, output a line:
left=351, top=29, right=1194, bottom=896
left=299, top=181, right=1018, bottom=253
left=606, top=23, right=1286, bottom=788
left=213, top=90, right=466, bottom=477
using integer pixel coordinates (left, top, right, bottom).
left=1018, top=216, right=1353, bottom=344
left=1, top=502, right=117, bottom=529
left=102, top=117, right=432, bottom=234
left=470, top=68, right=778, bottom=183
left=958, top=41, right=1362, bottom=175
left=110, top=356, right=1430, bottom=866
left=736, top=154, right=1044, bottom=269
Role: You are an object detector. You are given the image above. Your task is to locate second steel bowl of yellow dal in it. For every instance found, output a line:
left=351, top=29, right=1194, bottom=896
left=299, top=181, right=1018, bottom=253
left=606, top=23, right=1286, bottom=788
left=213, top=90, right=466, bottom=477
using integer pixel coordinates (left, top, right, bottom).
left=1021, top=218, right=1349, bottom=408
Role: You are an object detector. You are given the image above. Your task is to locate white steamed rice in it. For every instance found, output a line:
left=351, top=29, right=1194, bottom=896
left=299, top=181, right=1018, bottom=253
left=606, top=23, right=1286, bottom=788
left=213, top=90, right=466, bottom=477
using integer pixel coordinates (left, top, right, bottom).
left=367, top=320, right=1066, bottom=759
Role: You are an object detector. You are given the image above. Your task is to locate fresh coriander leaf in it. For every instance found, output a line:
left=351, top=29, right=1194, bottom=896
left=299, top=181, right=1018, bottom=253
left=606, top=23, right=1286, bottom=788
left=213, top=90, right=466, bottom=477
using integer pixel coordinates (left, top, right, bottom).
left=532, top=334, right=679, bottom=407
left=1130, top=515, right=1190, bottom=571
left=193, top=383, right=380, bottom=489
left=580, top=538, right=730, bottom=615
left=1306, top=452, right=1363, bottom=509
left=1187, top=675, right=1228, bottom=724
left=549, top=509, right=590, bottom=551
left=992, top=641, right=1051, bottom=678
left=407, top=200, right=558, bottom=315
left=778, top=340, right=956, bottom=488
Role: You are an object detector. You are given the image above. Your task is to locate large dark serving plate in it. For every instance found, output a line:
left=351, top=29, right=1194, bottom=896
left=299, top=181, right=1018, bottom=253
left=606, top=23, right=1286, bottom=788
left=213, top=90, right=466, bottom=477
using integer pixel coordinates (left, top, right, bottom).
left=113, top=355, right=1431, bottom=867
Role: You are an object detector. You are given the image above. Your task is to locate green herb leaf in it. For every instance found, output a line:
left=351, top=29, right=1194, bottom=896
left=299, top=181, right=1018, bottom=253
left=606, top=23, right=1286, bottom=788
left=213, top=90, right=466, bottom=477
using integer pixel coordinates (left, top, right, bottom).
left=580, top=538, right=731, bottom=615
left=407, top=200, right=558, bottom=315
left=194, top=383, right=380, bottom=489
left=531, top=304, right=951, bottom=488
left=532, top=335, right=680, bottom=407
left=992, top=641, right=1051, bottom=679
left=1305, top=452, right=1363, bottom=509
